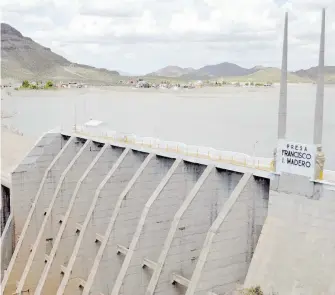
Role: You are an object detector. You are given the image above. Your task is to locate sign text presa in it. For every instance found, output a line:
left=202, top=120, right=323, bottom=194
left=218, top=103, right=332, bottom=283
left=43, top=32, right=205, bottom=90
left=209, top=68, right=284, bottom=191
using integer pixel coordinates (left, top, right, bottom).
left=276, top=141, right=316, bottom=178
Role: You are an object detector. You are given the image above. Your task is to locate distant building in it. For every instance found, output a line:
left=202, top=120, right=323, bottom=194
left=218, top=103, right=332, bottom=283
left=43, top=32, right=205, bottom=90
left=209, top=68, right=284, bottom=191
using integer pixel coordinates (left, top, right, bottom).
left=68, top=82, right=78, bottom=88
left=136, top=81, right=150, bottom=88
left=58, top=82, right=86, bottom=89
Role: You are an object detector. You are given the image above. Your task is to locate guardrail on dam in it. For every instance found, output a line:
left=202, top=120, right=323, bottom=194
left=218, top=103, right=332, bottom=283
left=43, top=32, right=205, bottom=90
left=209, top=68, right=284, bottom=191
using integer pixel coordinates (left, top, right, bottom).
left=1, top=9, right=335, bottom=295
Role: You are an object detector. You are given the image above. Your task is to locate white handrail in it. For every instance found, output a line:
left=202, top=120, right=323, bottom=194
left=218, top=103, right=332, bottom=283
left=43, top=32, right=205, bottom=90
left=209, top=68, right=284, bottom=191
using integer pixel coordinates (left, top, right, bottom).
left=72, top=126, right=274, bottom=172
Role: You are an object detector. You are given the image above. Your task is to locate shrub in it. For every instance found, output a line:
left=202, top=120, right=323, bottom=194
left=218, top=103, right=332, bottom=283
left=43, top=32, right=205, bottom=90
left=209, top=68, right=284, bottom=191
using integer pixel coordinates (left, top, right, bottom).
left=242, top=286, right=264, bottom=295
left=22, top=80, right=30, bottom=88
left=46, top=81, right=53, bottom=88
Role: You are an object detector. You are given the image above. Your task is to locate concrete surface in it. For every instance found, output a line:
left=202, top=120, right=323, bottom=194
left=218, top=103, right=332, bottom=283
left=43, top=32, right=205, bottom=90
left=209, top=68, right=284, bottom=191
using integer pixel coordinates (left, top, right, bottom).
left=244, top=181, right=335, bottom=295
left=3, top=134, right=73, bottom=294
left=38, top=144, right=122, bottom=294
left=1, top=131, right=334, bottom=295
left=1, top=213, right=13, bottom=279
left=1, top=127, right=35, bottom=187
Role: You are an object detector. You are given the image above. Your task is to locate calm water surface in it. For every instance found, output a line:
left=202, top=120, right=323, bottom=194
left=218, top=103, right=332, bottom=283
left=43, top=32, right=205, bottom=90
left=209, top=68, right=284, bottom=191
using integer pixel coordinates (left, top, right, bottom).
left=2, top=85, right=335, bottom=169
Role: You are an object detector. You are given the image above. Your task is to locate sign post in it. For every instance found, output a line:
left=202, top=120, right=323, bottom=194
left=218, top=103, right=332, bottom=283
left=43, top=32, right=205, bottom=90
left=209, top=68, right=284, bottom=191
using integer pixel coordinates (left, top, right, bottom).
left=276, top=140, right=317, bottom=179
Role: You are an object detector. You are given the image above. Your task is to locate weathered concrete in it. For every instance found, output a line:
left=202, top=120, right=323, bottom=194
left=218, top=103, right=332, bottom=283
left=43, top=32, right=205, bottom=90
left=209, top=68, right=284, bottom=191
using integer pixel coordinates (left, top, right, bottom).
left=116, top=161, right=207, bottom=295
left=5, top=131, right=335, bottom=295
left=61, top=149, right=149, bottom=294
left=1, top=127, right=35, bottom=188
left=245, top=177, right=335, bottom=295
left=148, top=168, right=243, bottom=295
left=16, top=140, right=101, bottom=294
left=55, top=146, right=128, bottom=294
left=2, top=134, right=71, bottom=294
left=37, top=144, right=122, bottom=294
left=1, top=213, right=14, bottom=279
left=81, top=152, right=155, bottom=294
left=111, top=158, right=182, bottom=295
left=87, top=155, right=175, bottom=295
left=186, top=174, right=269, bottom=295
left=11, top=132, right=65, bottom=240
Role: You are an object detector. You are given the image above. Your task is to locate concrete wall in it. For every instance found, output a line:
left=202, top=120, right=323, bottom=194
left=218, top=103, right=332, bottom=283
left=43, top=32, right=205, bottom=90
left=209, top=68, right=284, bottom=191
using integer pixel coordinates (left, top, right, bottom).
left=62, top=149, right=149, bottom=294
left=186, top=174, right=269, bottom=295
left=2, top=133, right=276, bottom=295
left=150, top=169, right=243, bottom=295
left=1, top=214, right=14, bottom=279
left=3, top=133, right=70, bottom=295
left=89, top=156, right=175, bottom=295
left=19, top=140, right=101, bottom=293
left=114, top=161, right=206, bottom=295
left=245, top=178, right=335, bottom=295
left=4, top=130, right=335, bottom=295
left=39, top=144, right=124, bottom=294
left=10, top=133, right=65, bottom=239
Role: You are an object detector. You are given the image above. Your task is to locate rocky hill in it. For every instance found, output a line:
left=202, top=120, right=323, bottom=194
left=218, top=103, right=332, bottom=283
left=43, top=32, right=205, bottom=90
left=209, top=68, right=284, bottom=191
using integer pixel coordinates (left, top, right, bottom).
left=148, top=63, right=254, bottom=79
left=231, top=67, right=310, bottom=83
left=148, top=66, right=196, bottom=77
left=294, top=66, right=335, bottom=83
left=196, top=62, right=255, bottom=77
left=1, top=23, right=119, bottom=83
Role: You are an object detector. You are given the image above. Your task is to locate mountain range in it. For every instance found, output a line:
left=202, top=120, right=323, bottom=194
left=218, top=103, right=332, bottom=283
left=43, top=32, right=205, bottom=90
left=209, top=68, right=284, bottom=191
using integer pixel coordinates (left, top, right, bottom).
left=148, top=63, right=335, bottom=83
left=1, top=23, right=120, bottom=83
left=1, top=23, right=334, bottom=84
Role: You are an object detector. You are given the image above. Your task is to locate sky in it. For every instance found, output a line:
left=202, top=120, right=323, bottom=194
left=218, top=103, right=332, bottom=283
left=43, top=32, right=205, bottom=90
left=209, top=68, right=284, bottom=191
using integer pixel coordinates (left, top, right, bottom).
left=1, top=0, right=334, bottom=75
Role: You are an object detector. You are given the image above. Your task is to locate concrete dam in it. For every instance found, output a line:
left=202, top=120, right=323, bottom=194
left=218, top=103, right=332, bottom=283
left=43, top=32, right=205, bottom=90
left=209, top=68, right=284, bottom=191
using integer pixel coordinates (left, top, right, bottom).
left=1, top=9, right=335, bottom=295
left=1, top=131, right=272, bottom=295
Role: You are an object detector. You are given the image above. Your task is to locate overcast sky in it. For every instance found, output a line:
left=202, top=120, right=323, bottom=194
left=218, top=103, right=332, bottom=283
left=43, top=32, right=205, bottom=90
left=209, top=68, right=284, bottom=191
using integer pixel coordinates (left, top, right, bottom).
left=1, top=0, right=334, bottom=75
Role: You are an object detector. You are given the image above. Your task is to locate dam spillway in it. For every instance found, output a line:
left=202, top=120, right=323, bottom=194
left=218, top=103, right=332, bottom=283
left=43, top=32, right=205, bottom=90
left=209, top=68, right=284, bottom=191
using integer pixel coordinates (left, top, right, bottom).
left=1, top=130, right=270, bottom=295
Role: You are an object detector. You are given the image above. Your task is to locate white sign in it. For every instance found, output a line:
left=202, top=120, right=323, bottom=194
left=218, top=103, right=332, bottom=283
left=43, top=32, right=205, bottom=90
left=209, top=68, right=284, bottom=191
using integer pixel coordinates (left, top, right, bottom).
left=276, top=140, right=317, bottom=179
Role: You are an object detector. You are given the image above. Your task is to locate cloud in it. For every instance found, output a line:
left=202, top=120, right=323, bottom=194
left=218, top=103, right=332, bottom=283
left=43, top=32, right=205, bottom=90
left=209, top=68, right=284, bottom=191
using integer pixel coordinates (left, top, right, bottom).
left=1, top=0, right=334, bottom=74
left=79, top=0, right=145, bottom=18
